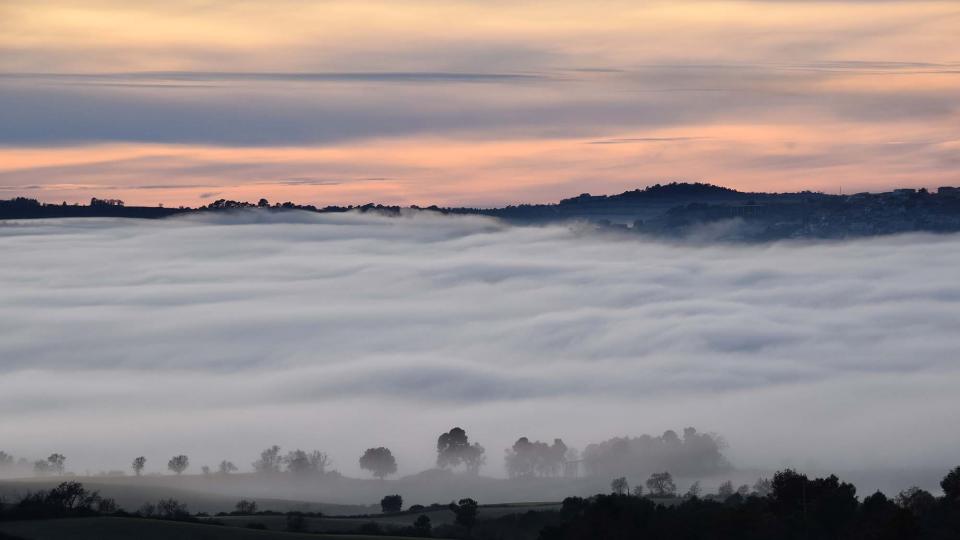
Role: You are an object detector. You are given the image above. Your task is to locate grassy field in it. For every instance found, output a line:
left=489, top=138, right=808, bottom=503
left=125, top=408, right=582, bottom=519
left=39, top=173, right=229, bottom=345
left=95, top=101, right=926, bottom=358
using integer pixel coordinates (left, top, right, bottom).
left=207, top=502, right=562, bottom=533
left=0, top=517, right=420, bottom=540
left=0, top=479, right=368, bottom=515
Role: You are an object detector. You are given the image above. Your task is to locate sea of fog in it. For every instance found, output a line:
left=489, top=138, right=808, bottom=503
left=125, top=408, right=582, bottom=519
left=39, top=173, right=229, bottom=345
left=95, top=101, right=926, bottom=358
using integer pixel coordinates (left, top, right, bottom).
left=1, top=211, right=958, bottom=483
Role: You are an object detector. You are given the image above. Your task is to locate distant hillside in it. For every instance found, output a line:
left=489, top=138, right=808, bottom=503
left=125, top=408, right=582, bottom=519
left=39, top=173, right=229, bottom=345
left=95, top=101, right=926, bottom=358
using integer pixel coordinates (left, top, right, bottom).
left=4, top=183, right=960, bottom=240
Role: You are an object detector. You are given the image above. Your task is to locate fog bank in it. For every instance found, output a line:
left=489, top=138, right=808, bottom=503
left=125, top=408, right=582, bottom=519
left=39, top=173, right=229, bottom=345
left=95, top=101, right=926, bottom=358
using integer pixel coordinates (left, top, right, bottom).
left=1, top=211, right=958, bottom=480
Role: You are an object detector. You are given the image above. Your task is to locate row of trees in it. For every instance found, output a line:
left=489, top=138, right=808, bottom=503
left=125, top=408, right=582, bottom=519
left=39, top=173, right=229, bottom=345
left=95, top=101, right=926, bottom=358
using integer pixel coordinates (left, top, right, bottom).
left=505, top=438, right=569, bottom=478
left=609, top=471, right=772, bottom=499
left=119, top=427, right=486, bottom=479
left=0, top=451, right=67, bottom=477
left=583, top=427, right=730, bottom=479
left=545, top=467, right=960, bottom=539
left=2, top=426, right=729, bottom=480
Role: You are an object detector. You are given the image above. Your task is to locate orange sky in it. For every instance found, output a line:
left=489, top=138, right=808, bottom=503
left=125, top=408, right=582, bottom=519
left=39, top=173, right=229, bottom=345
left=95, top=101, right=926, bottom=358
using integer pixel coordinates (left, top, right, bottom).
left=1, top=0, right=958, bottom=206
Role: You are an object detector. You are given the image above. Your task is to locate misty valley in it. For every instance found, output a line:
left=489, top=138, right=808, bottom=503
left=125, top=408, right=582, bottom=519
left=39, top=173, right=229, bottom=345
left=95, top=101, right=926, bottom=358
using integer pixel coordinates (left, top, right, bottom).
left=2, top=211, right=960, bottom=539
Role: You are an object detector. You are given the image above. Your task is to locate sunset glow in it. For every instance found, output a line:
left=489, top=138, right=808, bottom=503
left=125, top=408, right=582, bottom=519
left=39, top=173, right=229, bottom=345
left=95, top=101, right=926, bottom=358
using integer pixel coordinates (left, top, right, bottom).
left=2, top=0, right=958, bottom=205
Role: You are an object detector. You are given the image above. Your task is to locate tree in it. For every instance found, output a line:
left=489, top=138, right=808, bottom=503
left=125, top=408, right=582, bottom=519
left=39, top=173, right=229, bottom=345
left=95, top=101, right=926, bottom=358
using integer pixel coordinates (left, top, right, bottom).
left=413, top=514, right=432, bottom=536
left=284, top=449, right=330, bottom=475
left=611, top=476, right=629, bottom=495
left=201, top=465, right=211, bottom=475
left=896, top=486, right=936, bottom=516
left=307, top=451, right=330, bottom=474
left=632, top=485, right=645, bottom=497
left=138, top=502, right=156, bottom=517
left=582, top=428, right=729, bottom=479
left=167, top=455, right=189, bottom=475
left=235, top=499, right=258, bottom=514
left=132, top=456, right=146, bottom=476
left=0, top=451, right=13, bottom=467
left=218, top=460, right=238, bottom=474
left=505, top=437, right=568, bottom=478
left=685, top=481, right=702, bottom=499
left=33, top=460, right=51, bottom=476
left=449, top=498, right=478, bottom=535
left=381, top=494, right=403, bottom=513
left=253, top=445, right=283, bottom=474
left=941, top=466, right=960, bottom=502
left=437, top=427, right=486, bottom=475
left=717, top=480, right=734, bottom=499
left=359, top=447, right=397, bottom=480
left=97, top=497, right=118, bottom=514
left=646, top=472, right=677, bottom=497
left=47, top=454, right=66, bottom=475
left=156, top=498, right=189, bottom=519
left=753, top=477, right=773, bottom=497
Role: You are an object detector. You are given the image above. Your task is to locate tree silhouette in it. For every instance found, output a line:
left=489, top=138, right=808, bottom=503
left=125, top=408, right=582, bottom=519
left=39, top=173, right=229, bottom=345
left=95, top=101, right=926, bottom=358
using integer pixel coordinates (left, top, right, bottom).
left=941, top=466, right=960, bottom=502
left=449, top=498, right=478, bottom=535
left=360, top=447, right=397, bottom=480
left=413, top=514, right=432, bottom=536
left=717, top=480, right=734, bottom=499
left=167, top=455, right=189, bottom=475
left=252, top=445, right=283, bottom=474
left=132, top=456, right=146, bottom=476
left=284, top=449, right=330, bottom=475
left=381, top=494, right=403, bottom=513
left=235, top=499, right=257, bottom=514
left=156, top=498, right=189, bottom=519
left=505, top=437, right=568, bottom=478
left=611, top=477, right=629, bottom=495
left=646, top=472, right=677, bottom=497
left=437, top=427, right=485, bottom=475
left=47, top=454, right=66, bottom=475
left=218, top=460, right=238, bottom=474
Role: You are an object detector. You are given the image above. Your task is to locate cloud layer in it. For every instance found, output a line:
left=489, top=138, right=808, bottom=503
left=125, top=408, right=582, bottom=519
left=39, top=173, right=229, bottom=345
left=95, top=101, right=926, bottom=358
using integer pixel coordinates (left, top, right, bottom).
left=1, top=213, right=959, bottom=478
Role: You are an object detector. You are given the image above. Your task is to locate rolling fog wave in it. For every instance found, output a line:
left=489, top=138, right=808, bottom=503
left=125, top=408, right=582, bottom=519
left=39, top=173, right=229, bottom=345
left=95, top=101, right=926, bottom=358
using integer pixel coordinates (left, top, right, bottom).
left=1, top=211, right=958, bottom=477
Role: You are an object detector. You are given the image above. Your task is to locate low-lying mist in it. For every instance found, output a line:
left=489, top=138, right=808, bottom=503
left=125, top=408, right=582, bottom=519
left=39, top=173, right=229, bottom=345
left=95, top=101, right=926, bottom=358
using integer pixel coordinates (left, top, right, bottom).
left=1, top=211, right=958, bottom=495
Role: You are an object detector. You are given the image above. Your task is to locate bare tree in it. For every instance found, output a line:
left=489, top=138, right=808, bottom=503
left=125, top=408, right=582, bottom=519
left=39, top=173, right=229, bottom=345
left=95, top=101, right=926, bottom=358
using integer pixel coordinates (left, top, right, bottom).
left=218, top=460, right=238, bottom=474
left=646, top=472, right=677, bottom=497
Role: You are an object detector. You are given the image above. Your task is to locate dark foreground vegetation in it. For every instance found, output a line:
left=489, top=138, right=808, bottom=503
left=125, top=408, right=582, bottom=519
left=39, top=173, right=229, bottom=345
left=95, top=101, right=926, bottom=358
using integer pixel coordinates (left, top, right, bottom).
left=541, top=467, right=960, bottom=540
left=5, top=182, right=960, bottom=240
left=1, top=466, right=958, bottom=539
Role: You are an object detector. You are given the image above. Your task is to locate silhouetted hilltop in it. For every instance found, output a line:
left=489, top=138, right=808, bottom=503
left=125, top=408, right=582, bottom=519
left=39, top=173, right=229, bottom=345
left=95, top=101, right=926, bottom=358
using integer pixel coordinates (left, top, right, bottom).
left=560, top=182, right=748, bottom=205
left=4, top=183, right=960, bottom=240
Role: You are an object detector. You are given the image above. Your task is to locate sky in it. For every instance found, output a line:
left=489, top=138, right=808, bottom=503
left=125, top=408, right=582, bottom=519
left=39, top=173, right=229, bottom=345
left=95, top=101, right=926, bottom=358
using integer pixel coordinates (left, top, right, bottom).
left=1, top=212, right=959, bottom=480
left=1, top=0, right=959, bottom=207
